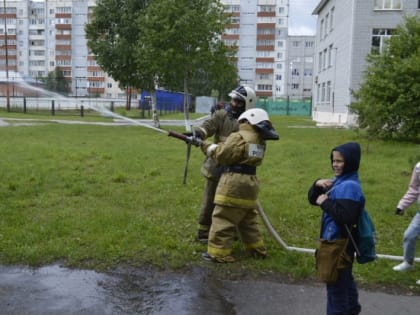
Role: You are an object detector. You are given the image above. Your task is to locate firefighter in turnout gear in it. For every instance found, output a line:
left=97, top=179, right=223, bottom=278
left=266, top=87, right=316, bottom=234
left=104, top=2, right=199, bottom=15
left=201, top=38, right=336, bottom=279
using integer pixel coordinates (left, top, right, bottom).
left=191, top=86, right=257, bottom=244
left=200, top=108, right=279, bottom=263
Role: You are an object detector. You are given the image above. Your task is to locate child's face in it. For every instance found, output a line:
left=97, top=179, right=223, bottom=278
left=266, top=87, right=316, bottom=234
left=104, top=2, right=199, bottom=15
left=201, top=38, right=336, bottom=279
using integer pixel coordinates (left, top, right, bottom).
left=332, top=151, right=345, bottom=176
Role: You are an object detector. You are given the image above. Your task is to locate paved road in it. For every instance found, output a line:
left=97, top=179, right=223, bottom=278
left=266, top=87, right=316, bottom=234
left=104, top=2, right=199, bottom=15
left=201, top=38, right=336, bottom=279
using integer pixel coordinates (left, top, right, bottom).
left=0, top=264, right=419, bottom=315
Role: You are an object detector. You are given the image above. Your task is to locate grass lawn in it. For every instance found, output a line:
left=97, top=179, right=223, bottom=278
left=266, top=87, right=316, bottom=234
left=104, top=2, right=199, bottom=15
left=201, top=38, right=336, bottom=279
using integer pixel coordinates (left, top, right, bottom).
left=0, top=113, right=419, bottom=293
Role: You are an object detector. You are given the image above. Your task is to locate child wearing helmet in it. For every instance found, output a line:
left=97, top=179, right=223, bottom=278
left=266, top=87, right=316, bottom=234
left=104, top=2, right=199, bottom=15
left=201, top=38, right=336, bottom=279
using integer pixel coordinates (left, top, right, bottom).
left=200, top=108, right=278, bottom=263
left=192, top=85, right=256, bottom=244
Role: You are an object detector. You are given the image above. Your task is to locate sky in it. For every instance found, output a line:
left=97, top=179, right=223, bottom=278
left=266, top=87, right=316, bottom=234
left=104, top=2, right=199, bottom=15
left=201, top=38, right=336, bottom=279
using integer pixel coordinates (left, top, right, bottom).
left=289, top=0, right=320, bottom=35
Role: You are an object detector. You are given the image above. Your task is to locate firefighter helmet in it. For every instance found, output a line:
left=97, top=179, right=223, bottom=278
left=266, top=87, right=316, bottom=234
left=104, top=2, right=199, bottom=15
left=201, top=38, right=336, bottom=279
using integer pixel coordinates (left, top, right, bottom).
left=229, top=85, right=256, bottom=109
left=238, top=108, right=279, bottom=140
left=238, top=108, right=269, bottom=125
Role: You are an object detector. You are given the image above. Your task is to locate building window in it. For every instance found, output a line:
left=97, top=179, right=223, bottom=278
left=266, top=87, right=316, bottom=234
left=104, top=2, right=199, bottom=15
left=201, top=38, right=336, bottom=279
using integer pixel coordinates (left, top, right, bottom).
left=258, top=5, right=275, bottom=13
left=257, top=39, right=275, bottom=46
left=316, top=84, right=319, bottom=102
left=328, top=44, right=333, bottom=67
left=330, top=7, right=335, bottom=31
left=371, top=28, right=393, bottom=53
left=305, top=41, right=314, bottom=48
left=320, top=19, right=324, bottom=39
left=324, top=13, right=329, bottom=38
left=318, top=52, right=322, bottom=72
left=56, top=7, right=72, bottom=14
left=257, top=84, right=272, bottom=91
left=374, top=0, right=401, bottom=9
left=258, top=73, right=271, bottom=80
left=326, top=81, right=331, bottom=102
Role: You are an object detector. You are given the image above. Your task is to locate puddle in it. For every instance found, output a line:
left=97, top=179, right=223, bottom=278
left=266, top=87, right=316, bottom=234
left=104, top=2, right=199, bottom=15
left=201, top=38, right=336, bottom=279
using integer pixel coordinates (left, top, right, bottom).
left=0, top=264, right=234, bottom=315
left=1, top=264, right=420, bottom=315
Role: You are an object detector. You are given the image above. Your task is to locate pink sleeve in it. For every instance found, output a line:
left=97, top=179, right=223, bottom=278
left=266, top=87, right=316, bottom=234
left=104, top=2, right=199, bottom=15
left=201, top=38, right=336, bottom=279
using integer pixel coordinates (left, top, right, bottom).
left=397, top=162, right=420, bottom=210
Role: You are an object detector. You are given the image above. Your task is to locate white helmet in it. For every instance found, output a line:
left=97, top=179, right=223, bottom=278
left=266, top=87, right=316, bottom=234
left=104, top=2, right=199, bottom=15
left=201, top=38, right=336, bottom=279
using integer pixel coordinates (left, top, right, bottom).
left=238, top=108, right=270, bottom=125
left=229, top=85, right=256, bottom=109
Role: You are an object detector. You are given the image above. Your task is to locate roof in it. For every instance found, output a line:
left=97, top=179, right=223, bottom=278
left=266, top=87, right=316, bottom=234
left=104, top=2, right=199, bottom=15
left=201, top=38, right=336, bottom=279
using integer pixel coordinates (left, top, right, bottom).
left=312, top=0, right=329, bottom=15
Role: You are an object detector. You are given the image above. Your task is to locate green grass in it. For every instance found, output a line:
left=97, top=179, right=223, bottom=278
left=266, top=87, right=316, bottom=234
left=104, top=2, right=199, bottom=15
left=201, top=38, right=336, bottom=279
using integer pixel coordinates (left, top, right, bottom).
left=0, top=114, right=419, bottom=293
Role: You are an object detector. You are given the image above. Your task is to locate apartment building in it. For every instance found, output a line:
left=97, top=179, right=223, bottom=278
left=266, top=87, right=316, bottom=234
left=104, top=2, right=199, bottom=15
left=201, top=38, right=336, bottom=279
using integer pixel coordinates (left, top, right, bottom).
left=312, top=0, right=420, bottom=126
left=0, top=0, right=123, bottom=98
left=286, top=35, right=315, bottom=100
left=1, top=0, right=315, bottom=102
left=222, top=0, right=295, bottom=99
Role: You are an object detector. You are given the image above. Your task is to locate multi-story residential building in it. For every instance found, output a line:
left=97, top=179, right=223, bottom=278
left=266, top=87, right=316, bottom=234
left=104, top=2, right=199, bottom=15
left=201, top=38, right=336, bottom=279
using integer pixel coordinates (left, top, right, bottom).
left=0, top=0, right=123, bottom=99
left=222, top=0, right=314, bottom=100
left=222, top=0, right=315, bottom=100
left=312, top=0, right=420, bottom=126
left=286, top=35, right=315, bottom=100
left=1, top=0, right=314, bottom=102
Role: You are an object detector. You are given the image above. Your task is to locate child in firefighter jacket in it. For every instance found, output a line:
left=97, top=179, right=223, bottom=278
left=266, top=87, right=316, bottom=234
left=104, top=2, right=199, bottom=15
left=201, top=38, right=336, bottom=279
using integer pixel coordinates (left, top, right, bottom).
left=200, top=108, right=279, bottom=263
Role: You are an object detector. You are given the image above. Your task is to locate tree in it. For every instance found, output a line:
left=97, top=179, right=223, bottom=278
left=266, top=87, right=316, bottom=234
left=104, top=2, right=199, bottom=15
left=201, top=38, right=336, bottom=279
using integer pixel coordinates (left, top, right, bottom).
left=206, top=41, right=238, bottom=101
left=85, top=0, right=153, bottom=110
left=188, top=42, right=238, bottom=98
left=137, top=0, right=231, bottom=121
left=42, top=68, right=69, bottom=94
left=350, top=16, right=420, bottom=142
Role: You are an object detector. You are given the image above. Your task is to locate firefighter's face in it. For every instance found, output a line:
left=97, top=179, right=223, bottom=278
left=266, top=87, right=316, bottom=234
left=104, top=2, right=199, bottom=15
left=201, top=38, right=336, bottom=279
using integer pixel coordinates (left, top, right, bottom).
left=230, top=98, right=245, bottom=109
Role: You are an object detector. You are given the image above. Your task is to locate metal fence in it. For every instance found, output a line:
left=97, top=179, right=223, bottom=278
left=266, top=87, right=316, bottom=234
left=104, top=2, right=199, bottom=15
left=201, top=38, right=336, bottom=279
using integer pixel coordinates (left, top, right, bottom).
left=257, top=98, right=312, bottom=116
left=0, top=96, right=127, bottom=117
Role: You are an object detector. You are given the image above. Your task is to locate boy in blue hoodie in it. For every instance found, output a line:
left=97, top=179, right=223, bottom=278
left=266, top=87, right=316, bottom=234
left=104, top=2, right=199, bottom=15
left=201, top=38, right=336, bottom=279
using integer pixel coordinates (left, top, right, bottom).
left=308, top=142, right=364, bottom=315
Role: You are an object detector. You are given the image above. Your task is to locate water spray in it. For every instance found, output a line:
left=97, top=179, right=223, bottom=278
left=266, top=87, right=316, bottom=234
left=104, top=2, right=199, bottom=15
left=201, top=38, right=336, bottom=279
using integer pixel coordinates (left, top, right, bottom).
left=87, top=104, right=168, bottom=134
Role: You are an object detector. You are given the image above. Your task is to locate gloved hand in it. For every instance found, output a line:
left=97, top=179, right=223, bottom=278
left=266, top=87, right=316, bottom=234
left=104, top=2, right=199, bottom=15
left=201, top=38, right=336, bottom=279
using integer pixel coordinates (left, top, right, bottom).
left=183, top=129, right=204, bottom=139
left=182, top=130, right=203, bottom=147
left=395, top=208, right=404, bottom=215
left=201, top=142, right=218, bottom=156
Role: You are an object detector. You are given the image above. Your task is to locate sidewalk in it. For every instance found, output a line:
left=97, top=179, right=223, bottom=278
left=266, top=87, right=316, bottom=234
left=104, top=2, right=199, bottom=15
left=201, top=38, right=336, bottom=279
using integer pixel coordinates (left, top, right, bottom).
left=0, top=264, right=419, bottom=315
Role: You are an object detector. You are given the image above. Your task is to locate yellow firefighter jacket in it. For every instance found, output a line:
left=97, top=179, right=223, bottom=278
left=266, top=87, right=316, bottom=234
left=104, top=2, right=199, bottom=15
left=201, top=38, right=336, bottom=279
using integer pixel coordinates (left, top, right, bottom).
left=209, top=123, right=265, bottom=209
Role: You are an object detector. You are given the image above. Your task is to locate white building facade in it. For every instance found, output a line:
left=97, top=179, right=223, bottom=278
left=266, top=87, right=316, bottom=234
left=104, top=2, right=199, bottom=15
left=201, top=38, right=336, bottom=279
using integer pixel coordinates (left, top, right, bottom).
left=312, top=0, right=420, bottom=126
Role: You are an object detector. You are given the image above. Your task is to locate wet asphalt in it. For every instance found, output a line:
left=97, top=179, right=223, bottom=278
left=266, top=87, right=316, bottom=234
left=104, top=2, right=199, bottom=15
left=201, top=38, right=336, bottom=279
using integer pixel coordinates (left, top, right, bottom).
left=0, top=264, right=419, bottom=315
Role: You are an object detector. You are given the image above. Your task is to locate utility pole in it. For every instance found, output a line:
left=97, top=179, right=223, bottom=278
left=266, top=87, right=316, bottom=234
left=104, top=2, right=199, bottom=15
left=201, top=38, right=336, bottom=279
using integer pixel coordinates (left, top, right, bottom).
left=3, top=0, right=10, bottom=112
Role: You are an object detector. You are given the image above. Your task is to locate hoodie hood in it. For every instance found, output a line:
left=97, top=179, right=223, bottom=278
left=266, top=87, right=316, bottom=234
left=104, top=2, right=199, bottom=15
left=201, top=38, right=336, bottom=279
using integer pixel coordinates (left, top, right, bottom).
left=330, top=142, right=361, bottom=175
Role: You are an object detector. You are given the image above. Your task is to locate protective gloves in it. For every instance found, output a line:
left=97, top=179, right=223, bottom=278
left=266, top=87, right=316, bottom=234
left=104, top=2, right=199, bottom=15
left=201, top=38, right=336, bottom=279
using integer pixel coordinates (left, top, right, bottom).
left=201, top=142, right=218, bottom=157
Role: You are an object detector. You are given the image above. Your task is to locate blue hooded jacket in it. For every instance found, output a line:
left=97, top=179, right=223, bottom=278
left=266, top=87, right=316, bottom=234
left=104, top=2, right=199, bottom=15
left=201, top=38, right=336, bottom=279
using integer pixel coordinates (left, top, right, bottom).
left=309, top=142, right=365, bottom=240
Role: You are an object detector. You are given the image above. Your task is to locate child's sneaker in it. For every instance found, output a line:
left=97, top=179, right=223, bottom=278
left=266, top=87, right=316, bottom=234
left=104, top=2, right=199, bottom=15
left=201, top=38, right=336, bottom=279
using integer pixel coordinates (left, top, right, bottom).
left=392, top=261, right=414, bottom=271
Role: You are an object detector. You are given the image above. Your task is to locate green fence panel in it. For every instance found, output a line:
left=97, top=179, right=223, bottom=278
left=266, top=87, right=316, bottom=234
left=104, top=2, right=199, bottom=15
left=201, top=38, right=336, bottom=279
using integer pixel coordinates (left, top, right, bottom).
left=257, top=98, right=312, bottom=116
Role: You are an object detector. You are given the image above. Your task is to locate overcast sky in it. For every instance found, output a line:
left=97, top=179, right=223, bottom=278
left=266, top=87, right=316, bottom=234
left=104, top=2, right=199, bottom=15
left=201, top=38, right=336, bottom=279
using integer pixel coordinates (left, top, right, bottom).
left=289, top=0, right=319, bottom=35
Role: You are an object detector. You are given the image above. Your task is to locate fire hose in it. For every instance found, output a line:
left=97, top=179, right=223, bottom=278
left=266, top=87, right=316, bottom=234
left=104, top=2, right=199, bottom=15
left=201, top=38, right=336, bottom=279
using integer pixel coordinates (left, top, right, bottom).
left=91, top=105, right=418, bottom=262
